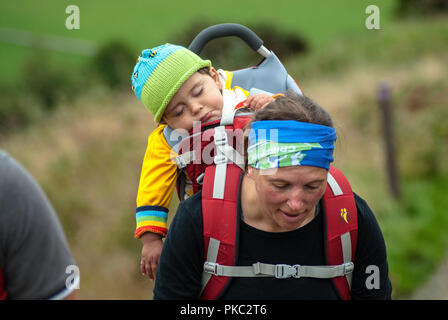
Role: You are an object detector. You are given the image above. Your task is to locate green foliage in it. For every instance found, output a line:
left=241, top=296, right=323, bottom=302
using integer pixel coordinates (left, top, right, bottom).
left=21, top=49, right=84, bottom=109
left=89, top=40, right=135, bottom=89
left=381, top=176, right=448, bottom=297
left=396, top=0, right=448, bottom=17
left=0, top=49, right=85, bottom=133
left=0, top=41, right=136, bottom=134
left=0, top=86, right=42, bottom=132
left=342, top=64, right=448, bottom=298
left=379, top=76, right=448, bottom=297
left=41, top=154, right=93, bottom=241
left=395, top=80, right=448, bottom=179
left=286, top=16, right=448, bottom=81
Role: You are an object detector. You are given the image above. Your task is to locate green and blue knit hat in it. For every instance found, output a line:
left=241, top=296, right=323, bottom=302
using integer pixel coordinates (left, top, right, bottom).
left=131, top=44, right=211, bottom=122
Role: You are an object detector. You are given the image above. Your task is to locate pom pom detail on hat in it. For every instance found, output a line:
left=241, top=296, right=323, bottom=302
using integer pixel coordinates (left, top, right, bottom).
left=131, top=44, right=211, bottom=122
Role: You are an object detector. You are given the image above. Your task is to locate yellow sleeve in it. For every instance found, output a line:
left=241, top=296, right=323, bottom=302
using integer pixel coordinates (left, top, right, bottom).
left=135, top=125, right=178, bottom=238
left=223, top=70, right=250, bottom=98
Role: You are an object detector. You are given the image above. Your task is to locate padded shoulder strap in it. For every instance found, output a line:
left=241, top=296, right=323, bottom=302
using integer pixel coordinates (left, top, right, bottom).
left=200, top=164, right=242, bottom=300
left=323, top=166, right=358, bottom=300
left=0, top=267, right=7, bottom=300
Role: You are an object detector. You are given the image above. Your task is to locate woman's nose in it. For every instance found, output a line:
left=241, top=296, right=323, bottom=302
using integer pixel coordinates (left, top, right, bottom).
left=286, top=190, right=305, bottom=211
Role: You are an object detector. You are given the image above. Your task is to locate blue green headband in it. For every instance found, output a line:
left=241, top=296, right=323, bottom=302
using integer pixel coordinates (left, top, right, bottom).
left=248, top=120, right=337, bottom=170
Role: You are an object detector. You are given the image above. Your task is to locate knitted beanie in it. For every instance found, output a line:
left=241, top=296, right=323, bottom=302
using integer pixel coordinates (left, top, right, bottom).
left=131, top=44, right=211, bottom=122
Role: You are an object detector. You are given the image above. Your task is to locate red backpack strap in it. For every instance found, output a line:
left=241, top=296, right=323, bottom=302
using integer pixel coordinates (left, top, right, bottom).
left=200, top=164, right=242, bottom=300
left=323, top=166, right=358, bottom=300
left=0, top=267, right=7, bottom=300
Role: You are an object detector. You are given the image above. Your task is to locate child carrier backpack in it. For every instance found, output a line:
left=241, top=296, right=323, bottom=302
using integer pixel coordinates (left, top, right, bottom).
left=164, top=24, right=358, bottom=300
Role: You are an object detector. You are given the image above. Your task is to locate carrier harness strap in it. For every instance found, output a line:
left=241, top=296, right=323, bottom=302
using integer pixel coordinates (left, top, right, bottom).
left=200, top=164, right=242, bottom=299
left=200, top=166, right=358, bottom=300
left=203, top=261, right=354, bottom=279
left=200, top=109, right=249, bottom=299
left=0, top=267, right=7, bottom=300
left=212, top=126, right=245, bottom=199
left=324, top=166, right=358, bottom=300
left=201, top=238, right=221, bottom=292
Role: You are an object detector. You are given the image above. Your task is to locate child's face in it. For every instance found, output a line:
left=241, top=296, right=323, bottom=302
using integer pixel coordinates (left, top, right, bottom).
left=162, top=67, right=223, bottom=131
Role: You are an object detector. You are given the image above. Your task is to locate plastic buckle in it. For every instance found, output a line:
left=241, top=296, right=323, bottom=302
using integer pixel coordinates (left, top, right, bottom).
left=204, top=262, right=218, bottom=275
left=252, top=262, right=262, bottom=275
left=214, top=130, right=228, bottom=146
left=274, top=264, right=299, bottom=279
left=344, top=262, right=354, bottom=274
left=196, top=173, right=204, bottom=185
left=175, top=155, right=187, bottom=169
left=214, top=154, right=227, bottom=165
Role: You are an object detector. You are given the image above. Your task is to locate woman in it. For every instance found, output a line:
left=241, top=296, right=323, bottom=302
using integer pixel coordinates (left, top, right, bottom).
left=153, top=92, right=392, bottom=299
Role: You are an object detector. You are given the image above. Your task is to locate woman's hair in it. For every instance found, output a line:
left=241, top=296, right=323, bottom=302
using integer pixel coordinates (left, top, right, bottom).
left=252, top=90, right=333, bottom=128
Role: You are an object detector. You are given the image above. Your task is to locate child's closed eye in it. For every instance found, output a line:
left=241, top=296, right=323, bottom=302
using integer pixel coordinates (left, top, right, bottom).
left=174, top=105, right=185, bottom=117
left=192, top=86, right=203, bottom=97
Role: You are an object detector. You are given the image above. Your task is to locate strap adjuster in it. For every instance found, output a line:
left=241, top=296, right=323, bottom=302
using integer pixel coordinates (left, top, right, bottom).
left=196, top=173, right=205, bottom=185
left=274, top=264, right=300, bottom=279
left=174, top=151, right=195, bottom=169
left=175, top=156, right=187, bottom=169
left=214, top=129, right=228, bottom=146
left=214, top=154, right=227, bottom=165
left=204, top=262, right=218, bottom=275
left=343, top=262, right=354, bottom=274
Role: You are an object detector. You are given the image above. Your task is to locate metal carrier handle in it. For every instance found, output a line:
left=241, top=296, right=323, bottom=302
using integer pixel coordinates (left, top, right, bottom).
left=188, top=23, right=271, bottom=58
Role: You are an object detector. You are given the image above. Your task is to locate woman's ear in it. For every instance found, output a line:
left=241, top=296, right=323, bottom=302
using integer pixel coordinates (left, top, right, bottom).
left=246, top=166, right=255, bottom=179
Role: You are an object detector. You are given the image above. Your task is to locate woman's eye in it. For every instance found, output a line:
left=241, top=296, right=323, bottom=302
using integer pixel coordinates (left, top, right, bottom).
left=273, top=184, right=288, bottom=190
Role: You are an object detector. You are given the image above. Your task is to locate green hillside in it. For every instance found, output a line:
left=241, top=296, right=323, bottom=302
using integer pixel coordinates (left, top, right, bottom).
left=0, top=0, right=396, bottom=85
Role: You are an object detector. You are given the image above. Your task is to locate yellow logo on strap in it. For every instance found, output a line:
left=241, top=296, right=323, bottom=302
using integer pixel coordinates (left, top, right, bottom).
left=340, top=208, right=349, bottom=224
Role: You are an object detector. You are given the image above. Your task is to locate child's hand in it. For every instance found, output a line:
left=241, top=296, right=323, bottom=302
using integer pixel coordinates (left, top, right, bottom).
left=245, top=94, right=274, bottom=110
left=140, top=232, right=164, bottom=280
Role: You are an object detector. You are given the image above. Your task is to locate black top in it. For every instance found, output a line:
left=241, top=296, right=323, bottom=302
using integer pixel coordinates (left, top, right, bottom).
left=154, top=177, right=392, bottom=300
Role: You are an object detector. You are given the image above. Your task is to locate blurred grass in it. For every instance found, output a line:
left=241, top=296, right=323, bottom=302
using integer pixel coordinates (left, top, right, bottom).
left=0, top=8, right=447, bottom=299
left=382, top=176, right=448, bottom=297
left=286, top=15, right=448, bottom=82
left=0, top=0, right=396, bottom=86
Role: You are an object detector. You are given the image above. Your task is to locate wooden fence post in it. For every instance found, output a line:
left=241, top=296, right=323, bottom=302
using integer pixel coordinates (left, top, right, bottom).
left=378, top=82, right=401, bottom=199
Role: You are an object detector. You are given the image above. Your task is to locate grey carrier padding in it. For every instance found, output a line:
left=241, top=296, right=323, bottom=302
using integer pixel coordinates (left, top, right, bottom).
left=230, top=50, right=303, bottom=97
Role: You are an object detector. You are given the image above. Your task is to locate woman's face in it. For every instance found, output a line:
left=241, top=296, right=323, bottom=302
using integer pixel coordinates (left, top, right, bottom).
left=247, top=165, right=328, bottom=232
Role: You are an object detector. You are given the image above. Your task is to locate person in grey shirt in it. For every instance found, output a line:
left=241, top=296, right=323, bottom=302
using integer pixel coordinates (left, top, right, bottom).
left=0, top=150, right=79, bottom=299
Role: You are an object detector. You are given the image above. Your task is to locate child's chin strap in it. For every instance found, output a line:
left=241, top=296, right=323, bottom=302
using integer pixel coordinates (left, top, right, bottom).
left=211, top=109, right=245, bottom=199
